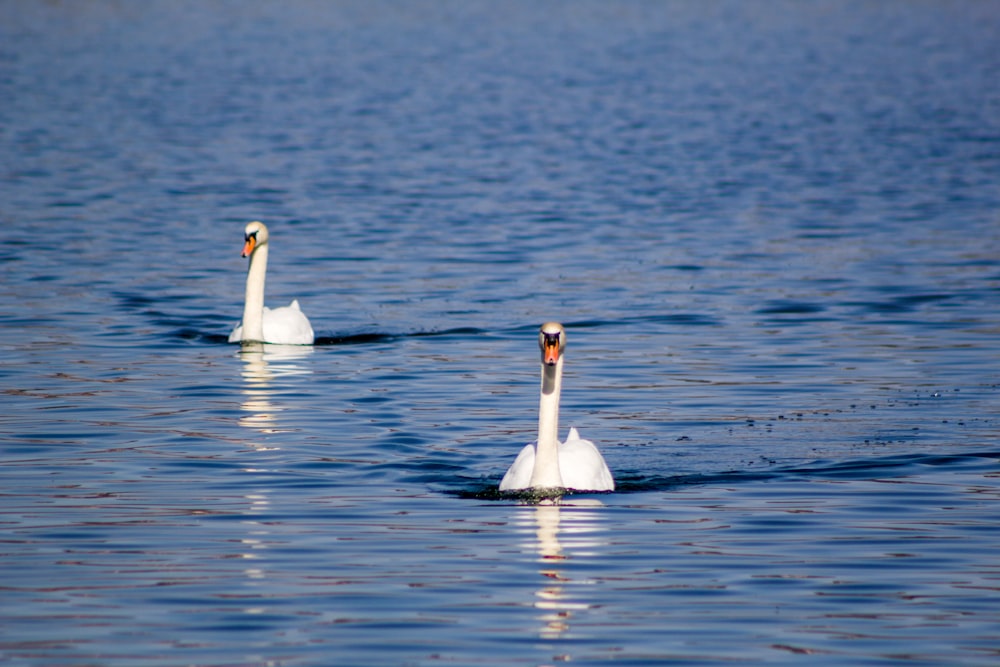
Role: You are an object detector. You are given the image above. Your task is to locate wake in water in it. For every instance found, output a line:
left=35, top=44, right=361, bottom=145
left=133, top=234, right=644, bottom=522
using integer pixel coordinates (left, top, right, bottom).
left=448, top=450, right=1000, bottom=500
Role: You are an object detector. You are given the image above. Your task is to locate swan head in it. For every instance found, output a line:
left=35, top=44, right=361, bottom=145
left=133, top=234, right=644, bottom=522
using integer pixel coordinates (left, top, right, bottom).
left=538, top=322, right=566, bottom=366
left=241, top=221, right=270, bottom=257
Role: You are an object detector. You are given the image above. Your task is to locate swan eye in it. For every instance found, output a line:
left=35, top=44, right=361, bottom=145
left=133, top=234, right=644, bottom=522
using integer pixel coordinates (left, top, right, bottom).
left=540, top=332, right=562, bottom=348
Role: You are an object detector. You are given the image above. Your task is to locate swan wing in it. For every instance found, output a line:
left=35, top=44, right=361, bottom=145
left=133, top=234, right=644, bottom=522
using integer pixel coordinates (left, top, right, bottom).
left=261, top=303, right=315, bottom=345
left=499, top=443, right=536, bottom=491
left=558, top=429, right=615, bottom=491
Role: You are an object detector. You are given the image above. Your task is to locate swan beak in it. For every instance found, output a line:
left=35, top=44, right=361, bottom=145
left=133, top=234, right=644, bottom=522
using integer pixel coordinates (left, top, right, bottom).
left=241, top=235, right=257, bottom=258
left=543, top=338, right=560, bottom=365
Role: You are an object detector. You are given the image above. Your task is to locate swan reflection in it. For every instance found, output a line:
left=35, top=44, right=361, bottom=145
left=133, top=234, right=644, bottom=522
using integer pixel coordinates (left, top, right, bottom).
left=238, top=342, right=313, bottom=441
left=517, top=499, right=609, bottom=641
left=239, top=491, right=272, bottom=582
left=235, top=344, right=313, bottom=604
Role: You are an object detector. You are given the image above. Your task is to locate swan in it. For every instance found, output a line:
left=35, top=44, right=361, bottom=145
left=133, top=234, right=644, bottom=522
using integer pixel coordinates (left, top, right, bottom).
left=499, top=322, right=614, bottom=492
left=228, top=221, right=314, bottom=345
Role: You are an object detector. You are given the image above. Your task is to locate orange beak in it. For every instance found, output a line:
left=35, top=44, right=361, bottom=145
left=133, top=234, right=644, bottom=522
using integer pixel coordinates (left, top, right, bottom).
left=241, top=236, right=256, bottom=258
left=543, top=339, right=560, bottom=365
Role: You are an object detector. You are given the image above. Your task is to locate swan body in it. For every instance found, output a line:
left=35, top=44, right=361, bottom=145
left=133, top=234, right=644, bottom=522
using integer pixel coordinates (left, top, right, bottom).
left=228, top=299, right=313, bottom=345
left=499, top=322, right=614, bottom=493
left=500, top=426, right=615, bottom=492
left=228, top=221, right=314, bottom=345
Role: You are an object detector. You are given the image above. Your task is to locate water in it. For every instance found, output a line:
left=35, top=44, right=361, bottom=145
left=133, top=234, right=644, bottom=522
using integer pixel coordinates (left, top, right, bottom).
left=2, top=1, right=999, bottom=664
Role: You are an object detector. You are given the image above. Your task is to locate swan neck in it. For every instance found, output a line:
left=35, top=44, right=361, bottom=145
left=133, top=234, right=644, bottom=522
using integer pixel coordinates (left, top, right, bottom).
left=531, top=358, right=564, bottom=488
left=241, top=243, right=268, bottom=342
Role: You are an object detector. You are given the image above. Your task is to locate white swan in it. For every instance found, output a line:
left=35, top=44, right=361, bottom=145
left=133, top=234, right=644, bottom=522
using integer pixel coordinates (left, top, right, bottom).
left=499, top=322, right=614, bottom=492
left=228, top=221, right=314, bottom=345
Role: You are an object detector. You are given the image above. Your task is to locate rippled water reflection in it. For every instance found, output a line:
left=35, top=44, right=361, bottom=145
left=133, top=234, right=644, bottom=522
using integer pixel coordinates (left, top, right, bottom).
left=2, top=1, right=999, bottom=665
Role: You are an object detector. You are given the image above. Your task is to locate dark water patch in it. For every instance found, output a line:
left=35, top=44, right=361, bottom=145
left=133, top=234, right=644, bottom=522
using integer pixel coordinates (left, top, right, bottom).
left=0, top=315, right=61, bottom=326
left=320, top=326, right=489, bottom=345
left=115, top=291, right=199, bottom=310
left=845, top=293, right=958, bottom=315
left=383, top=462, right=471, bottom=486
left=784, top=450, right=1000, bottom=480
left=167, top=328, right=230, bottom=345
left=893, top=293, right=957, bottom=307
left=350, top=394, right=392, bottom=405
left=560, top=314, right=721, bottom=332
left=408, top=326, right=488, bottom=339
left=389, top=434, right=436, bottom=448
left=756, top=300, right=827, bottom=316
left=610, top=470, right=777, bottom=494
left=631, top=313, right=721, bottom=327
left=163, top=326, right=492, bottom=348
left=316, top=332, right=400, bottom=346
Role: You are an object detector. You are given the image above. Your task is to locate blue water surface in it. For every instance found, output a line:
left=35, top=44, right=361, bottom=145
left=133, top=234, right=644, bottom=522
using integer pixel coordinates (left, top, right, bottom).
left=1, top=1, right=999, bottom=665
